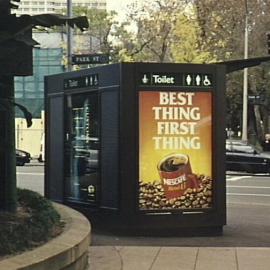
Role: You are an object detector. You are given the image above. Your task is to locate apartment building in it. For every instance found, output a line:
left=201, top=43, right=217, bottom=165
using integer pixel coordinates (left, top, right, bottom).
left=14, top=0, right=106, bottom=15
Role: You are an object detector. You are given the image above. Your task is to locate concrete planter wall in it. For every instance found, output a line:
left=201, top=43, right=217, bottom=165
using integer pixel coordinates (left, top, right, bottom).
left=0, top=204, right=91, bottom=270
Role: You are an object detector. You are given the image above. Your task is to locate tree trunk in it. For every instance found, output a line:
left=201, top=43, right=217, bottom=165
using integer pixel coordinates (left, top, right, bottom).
left=0, top=75, right=17, bottom=212
left=254, top=105, right=264, bottom=142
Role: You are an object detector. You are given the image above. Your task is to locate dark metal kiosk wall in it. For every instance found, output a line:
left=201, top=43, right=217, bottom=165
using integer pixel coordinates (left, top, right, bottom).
left=46, top=94, right=64, bottom=202
left=100, top=89, right=119, bottom=209
left=45, top=65, right=120, bottom=208
left=45, top=63, right=226, bottom=235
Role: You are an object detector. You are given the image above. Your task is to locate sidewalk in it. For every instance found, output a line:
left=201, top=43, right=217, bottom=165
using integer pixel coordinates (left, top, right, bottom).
left=88, top=246, right=270, bottom=270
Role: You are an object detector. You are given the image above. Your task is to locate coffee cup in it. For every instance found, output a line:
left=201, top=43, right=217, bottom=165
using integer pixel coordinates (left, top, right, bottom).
left=157, top=153, right=193, bottom=199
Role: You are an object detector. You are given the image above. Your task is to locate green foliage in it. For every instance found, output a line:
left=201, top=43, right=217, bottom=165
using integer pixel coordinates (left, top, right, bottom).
left=0, top=189, right=62, bottom=256
left=70, top=1, right=270, bottom=137
left=121, top=1, right=183, bottom=62
left=72, top=7, right=132, bottom=63
left=118, top=1, right=217, bottom=63
left=171, top=12, right=216, bottom=63
left=194, top=0, right=270, bottom=136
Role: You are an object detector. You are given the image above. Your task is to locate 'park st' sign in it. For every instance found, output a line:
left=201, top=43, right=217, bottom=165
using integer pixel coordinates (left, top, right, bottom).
left=71, top=53, right=109, bottom=65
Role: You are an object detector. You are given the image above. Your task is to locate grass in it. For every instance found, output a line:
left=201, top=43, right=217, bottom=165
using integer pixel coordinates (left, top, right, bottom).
left=0, top=188, right=64, bottom=257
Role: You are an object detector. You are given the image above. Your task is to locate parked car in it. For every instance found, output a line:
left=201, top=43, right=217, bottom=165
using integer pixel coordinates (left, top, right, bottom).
left=16, top=149, right=31, bottom=166
left=226, top=140, right=270, bottom=173
left=226, top=139, right=248, bottom=146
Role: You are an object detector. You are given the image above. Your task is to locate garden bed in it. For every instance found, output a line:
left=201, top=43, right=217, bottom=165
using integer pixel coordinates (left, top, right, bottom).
left=0, top=188, right=64, bottom=257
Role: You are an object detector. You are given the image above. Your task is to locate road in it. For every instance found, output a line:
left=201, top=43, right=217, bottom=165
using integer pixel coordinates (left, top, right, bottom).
left=16, top=163, right=270, bottom=247
left=92, top=173, right=270, bottom=247
left=16, top=160, right=44, bottom=195
left=227, top=173, right=270, bottom=205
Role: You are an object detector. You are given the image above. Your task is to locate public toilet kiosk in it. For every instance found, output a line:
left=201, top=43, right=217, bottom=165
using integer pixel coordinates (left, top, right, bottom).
left=45, top=62, right=226, bottom=235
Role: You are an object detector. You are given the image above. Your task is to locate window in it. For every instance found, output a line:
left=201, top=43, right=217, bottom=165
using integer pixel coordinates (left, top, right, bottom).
left=65, top=92, right=100, bottom=204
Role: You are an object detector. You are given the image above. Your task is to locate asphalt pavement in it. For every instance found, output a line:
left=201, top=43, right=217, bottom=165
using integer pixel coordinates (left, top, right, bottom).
left=16, top=164, right=270, bottom=269
left=16, top=164, right=270, bottom=247
left=90, top=173, right=270, bottom=247
left=88, top=173, right=270, bottom=270
left=16, top=159, right=44, bottom=195
left=91, top=202, right=270, bottom=247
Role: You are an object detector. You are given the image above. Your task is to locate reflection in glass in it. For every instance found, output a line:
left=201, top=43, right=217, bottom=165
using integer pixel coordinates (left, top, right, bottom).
left=65, top=92, right=99, bottom=204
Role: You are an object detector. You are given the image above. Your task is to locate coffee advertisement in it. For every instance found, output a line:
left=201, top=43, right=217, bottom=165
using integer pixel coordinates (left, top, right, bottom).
left=139, top=91, right=213, bottom=211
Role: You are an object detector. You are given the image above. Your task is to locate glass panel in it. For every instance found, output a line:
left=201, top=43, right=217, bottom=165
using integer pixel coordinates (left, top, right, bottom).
left=65, top=92, right=99, bottom=204
left=15, top=91, right=23, bottom=98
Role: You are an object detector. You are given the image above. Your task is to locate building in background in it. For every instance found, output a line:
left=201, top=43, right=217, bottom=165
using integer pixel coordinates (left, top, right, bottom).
left=13, top=0, right=106, bottom=15
left=15, top=48, right=64, bottom=118
left=15, top=113, right=45, bottom=158
left=15, top=49, right=63, bottom=157
left=14, top=1, right=107, bottom=156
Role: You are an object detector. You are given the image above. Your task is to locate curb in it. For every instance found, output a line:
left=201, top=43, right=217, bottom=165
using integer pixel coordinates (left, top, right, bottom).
left=0, top=203, right=91, bottom=270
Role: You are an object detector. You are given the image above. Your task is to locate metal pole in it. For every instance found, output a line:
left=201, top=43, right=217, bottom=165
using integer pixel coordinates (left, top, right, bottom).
left=242, top=1, right=249, bottom=141
left=67, top=0, right=73, bottom=72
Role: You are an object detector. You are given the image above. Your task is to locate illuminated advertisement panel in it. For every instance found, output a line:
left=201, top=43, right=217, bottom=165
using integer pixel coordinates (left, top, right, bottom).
left=139, top=91, right=213, bottom=211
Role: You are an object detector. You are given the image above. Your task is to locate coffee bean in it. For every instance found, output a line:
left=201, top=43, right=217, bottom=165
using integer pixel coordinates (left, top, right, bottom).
left=200, top=200, right=206, bottom=205
left=192, top=201, right=199, bottom=206
left=139, top=174, right=213, bottom=210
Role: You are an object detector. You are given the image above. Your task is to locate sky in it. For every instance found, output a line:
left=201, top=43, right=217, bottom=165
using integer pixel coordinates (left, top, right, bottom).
left=106, top=0, right=141, bottom=18
left=106, top=0, right=134, bottom=12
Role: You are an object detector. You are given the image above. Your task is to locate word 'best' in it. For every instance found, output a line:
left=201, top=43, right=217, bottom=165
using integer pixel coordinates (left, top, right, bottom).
left=159, top=92, right=195, bottom=106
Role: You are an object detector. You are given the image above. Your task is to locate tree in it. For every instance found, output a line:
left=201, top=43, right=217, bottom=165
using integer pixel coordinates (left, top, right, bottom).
left=121, top=0, right=187, bottom=62
left=72, top=7, right=132, bottom=63
left=0, top=0, right=88, bottom=212
left=194, top=0, right=270, bottom=141
left=171, top=11, right=216, bottom=63
left=118, top=0, right=217, bottom=63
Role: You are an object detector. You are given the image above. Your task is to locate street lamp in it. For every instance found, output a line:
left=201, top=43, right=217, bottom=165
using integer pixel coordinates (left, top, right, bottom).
left=242, top=0, right=249, bottom=141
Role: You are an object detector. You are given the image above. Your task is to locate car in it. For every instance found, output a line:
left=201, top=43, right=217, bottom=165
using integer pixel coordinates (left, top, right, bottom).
left=16, top=149, right=31, bottom=166
left=226, top=139, right=248, bottom=146
left=226, top=140, right=270, bottom=173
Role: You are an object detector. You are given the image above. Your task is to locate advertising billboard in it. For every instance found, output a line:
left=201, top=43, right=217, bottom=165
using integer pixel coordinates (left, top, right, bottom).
left=139, top=90, right=213, bottom=211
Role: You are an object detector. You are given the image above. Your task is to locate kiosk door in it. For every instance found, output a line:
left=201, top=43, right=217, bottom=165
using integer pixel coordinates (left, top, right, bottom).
left=64, top=92, right=100, bottom=205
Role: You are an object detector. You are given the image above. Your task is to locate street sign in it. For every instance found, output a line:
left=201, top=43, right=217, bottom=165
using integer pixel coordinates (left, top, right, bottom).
left=64, top=74, right=99, bottom=90
left=139, top=72, right=213, bottom=87
left=71, top=54, right=109, bottom=65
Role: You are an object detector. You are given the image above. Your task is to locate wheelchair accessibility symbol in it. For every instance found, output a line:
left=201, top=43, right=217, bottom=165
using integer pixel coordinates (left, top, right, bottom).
left=183, top=73, right=212, bottom=87
left=203, top=75, right=211, bottom=86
